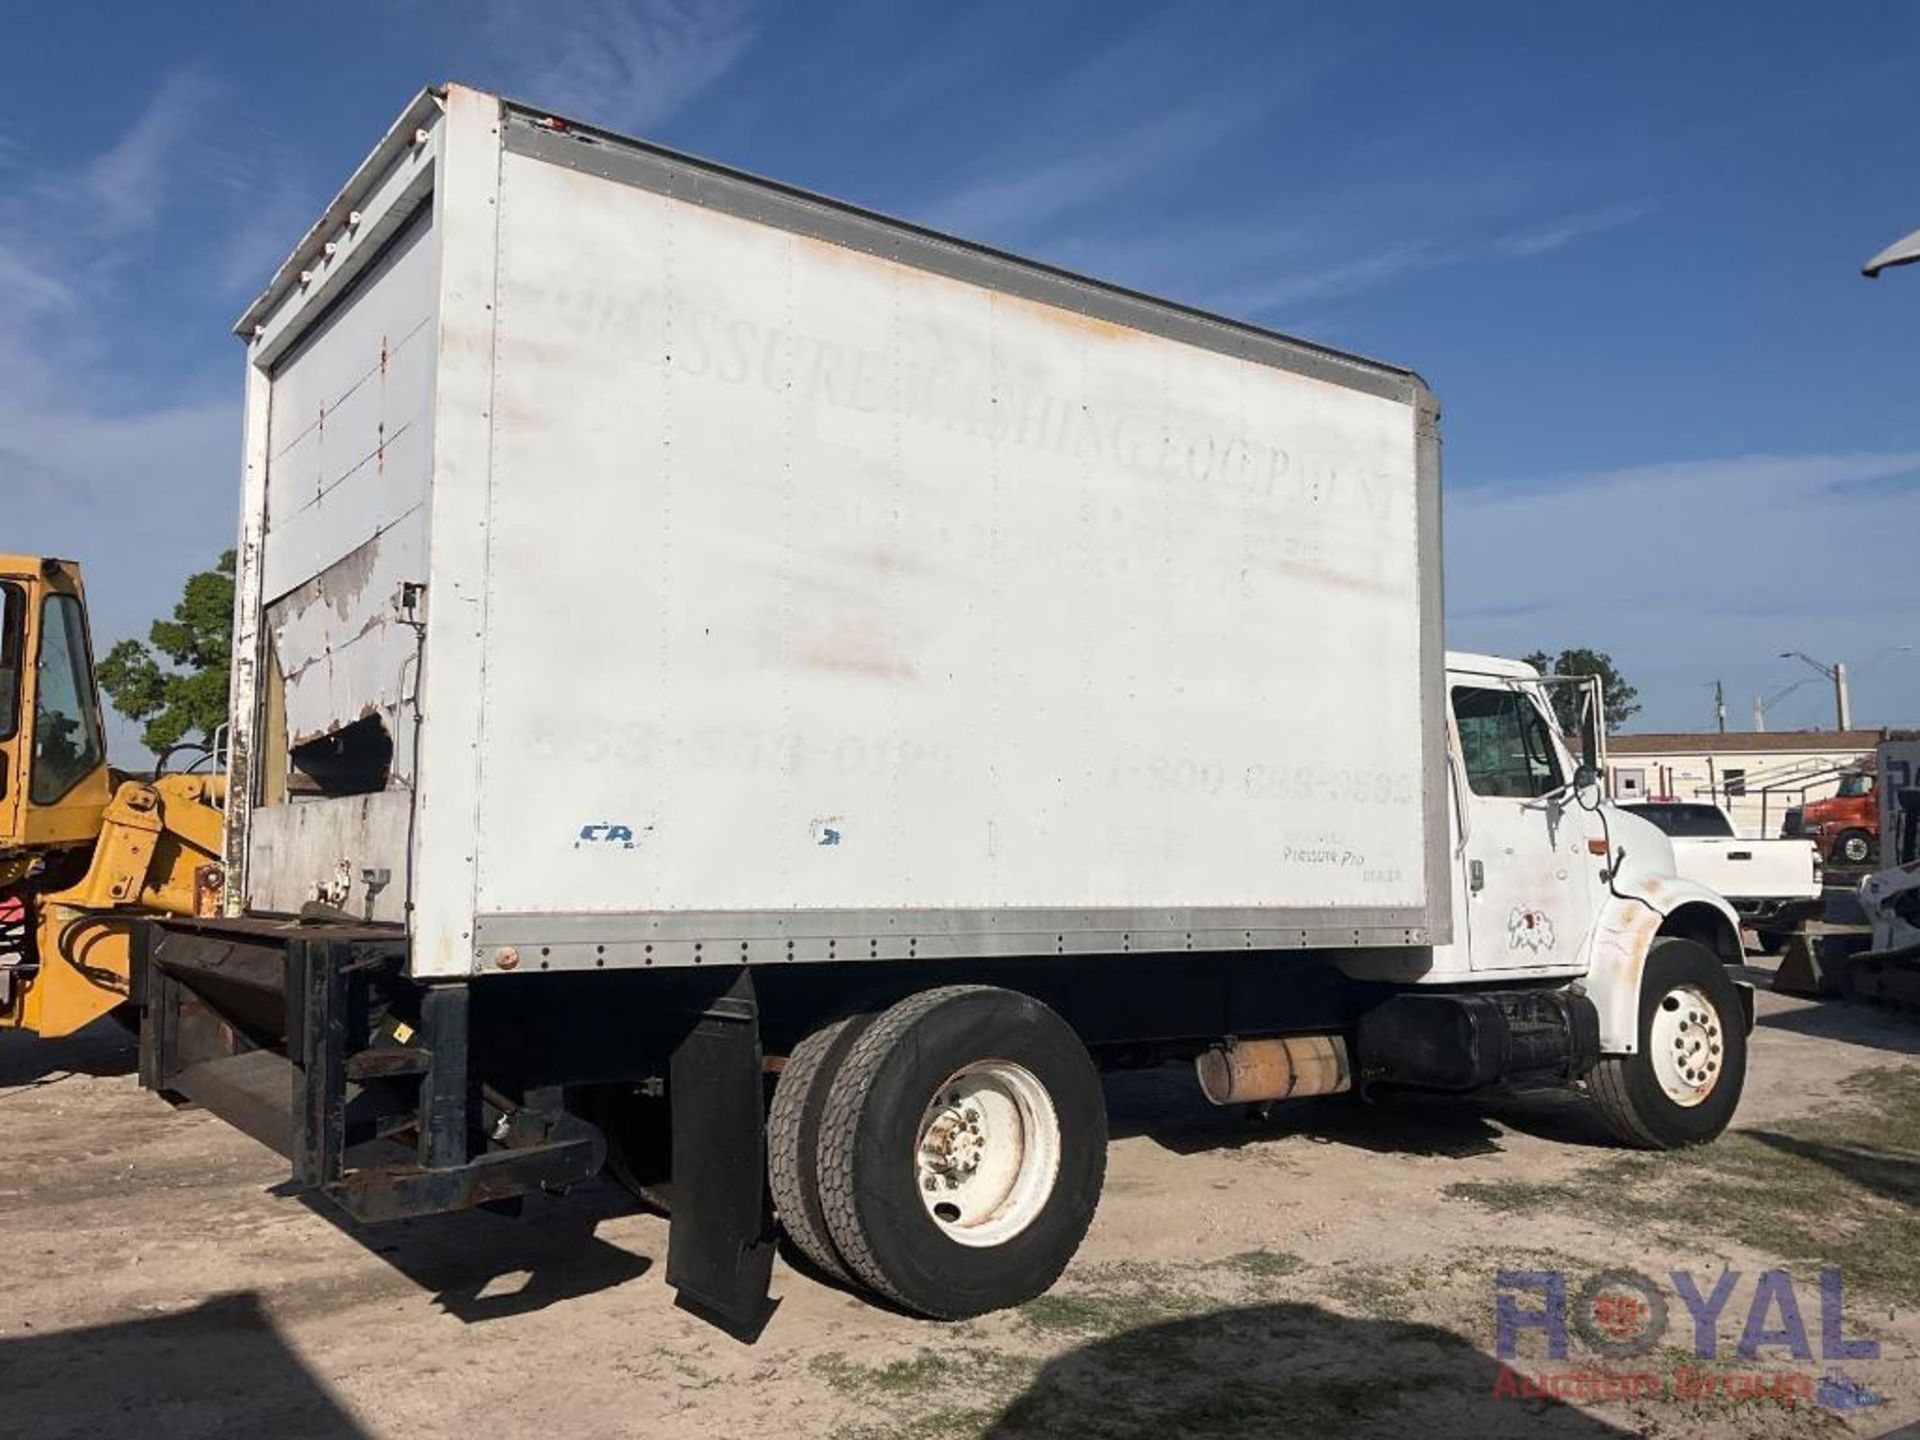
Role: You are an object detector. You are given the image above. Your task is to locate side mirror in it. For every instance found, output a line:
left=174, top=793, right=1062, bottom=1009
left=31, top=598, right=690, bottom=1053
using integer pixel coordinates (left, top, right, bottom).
left=1572, top=763, right=1602, bottom=810
left=1576, top=679, right=1602, bottom=776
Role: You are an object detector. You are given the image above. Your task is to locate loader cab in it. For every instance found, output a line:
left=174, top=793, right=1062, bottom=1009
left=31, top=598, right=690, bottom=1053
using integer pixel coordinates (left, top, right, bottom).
left=0, top=556, right=112, bottom=868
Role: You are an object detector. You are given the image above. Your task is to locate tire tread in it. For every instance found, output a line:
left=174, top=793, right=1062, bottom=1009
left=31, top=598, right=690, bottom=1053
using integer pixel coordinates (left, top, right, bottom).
left=816, top=985, right=994, bottom=1312
left=1588, top=937, right=1745, bottom=1150
left=767, top=1016, right=861, bottom=1285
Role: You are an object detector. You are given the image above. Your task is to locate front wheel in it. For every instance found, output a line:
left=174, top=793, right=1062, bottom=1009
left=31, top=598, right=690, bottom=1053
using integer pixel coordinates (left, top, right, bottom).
left=815, top=985, right=1107, bottom=1319
left=1589, top=938, right=1747, bottom=1149
left=1832, top=830, right=1874, bottom=867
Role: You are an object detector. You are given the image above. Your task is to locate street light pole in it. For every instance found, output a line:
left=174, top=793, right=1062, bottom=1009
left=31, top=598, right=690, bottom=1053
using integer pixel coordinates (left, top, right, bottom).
left=1778, top=652, right=1851, bottom=731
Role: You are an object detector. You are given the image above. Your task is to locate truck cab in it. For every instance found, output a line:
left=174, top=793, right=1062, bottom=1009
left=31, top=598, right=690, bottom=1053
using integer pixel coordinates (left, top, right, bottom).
left=1796, top=769, right=1878, bottom=866
left=1424, top=655, right=1744, bottom=1007
left=0, top=555, right=114, bottom=877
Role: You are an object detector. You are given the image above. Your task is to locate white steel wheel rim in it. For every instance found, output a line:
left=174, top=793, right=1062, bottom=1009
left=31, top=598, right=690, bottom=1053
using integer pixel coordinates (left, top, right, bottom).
left=914, top=1060, right=1062, bottom=1248
left=1649, top=984, right=1725, bottom=1107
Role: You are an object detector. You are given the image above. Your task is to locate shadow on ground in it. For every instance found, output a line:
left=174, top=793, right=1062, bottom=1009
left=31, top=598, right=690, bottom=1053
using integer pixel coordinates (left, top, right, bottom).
left=0, top=1291, right=368, bottom=1439
left=1105, top=1064, right=1620, bottom=1160
left=1747, top=1129, right=1920, bottom=1207
left=1757, top=999, right=1920, bottom=1057
left=0, top=1016, right=137, bottom=1090
left=296, top=1177, right=652, bottom=1322
left=982, top=1301, right=1632, bottom=1438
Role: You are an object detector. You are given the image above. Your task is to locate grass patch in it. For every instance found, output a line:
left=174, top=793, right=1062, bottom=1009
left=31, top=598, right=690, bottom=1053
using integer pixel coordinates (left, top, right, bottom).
left=1019, top=1281, right=1212, bottom=1339
left=1322, top=1261, right=1426, bottom=1317
left=812, top=1348, right=1034, bottom=1400
left=1440, top=1179, right=1582, bottom=1214
left=1215, top=1248, right=1306, bottom=1281
left=1446, top=1065, right=1920, bottom=1304
left=831, top=1409, right=999, bottom=1440
left=828, top=1257, right=1499, bottom=1440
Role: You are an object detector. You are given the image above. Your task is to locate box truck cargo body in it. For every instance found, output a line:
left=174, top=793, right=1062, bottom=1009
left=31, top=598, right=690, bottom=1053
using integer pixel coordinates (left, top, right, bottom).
left=139, top=85, right=1754, bottom=1332
left=227, top=89, right=1445, bottom=961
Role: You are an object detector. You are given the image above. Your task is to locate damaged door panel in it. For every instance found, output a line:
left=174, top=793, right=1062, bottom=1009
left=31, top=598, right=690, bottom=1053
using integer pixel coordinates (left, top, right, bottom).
left=264, top=528, right=422, bottom=788
left=249, top=195, right=439, bottom=920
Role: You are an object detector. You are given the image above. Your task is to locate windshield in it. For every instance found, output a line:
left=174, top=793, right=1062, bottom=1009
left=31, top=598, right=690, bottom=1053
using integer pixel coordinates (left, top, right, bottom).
left=28, top=591, right=106, bottom=804
left=0, top=582, right=21, bottom=741
left=1837, top=774, right=1875, bottom=798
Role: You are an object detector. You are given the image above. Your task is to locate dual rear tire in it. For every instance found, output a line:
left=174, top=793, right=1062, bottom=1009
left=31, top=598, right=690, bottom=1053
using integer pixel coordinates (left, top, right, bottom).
left=767, top=985, right=1106, bottom=1318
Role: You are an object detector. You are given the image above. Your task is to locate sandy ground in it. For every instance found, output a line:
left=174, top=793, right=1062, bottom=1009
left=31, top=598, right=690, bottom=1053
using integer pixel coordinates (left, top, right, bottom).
left=2, top=953, right=1916, bottom=1440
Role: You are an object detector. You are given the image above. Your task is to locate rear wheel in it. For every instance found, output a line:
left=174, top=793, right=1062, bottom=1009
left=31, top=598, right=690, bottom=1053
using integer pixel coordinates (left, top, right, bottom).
left=1589, top=938, right=1747, bottom=1149
left=766, top=1014, right=871, bottom=1284
left=816, top=985, right=1106, bottom=1318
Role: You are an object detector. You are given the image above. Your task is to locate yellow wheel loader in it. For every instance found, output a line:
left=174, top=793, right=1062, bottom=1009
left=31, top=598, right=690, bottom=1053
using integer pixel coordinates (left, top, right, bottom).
left=0, top=555, right=224, bottom=1038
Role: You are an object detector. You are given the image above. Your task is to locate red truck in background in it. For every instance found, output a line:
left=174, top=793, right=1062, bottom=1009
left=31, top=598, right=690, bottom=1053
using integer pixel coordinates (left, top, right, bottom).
left=1788, top=768, right=1878, bottom=866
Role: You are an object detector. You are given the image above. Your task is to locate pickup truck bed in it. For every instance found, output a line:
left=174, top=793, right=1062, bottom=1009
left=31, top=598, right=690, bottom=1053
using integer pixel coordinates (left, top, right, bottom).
left=1622, top=802, right=1821, bottom=951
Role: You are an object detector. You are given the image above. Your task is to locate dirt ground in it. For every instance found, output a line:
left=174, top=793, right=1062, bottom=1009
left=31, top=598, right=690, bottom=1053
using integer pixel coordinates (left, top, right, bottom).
left=2, top=952, right=1917, bottom=1440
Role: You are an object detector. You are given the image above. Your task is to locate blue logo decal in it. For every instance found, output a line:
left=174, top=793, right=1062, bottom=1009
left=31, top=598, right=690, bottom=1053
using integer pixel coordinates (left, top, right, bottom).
left=575, top=822, right=650, bottom=850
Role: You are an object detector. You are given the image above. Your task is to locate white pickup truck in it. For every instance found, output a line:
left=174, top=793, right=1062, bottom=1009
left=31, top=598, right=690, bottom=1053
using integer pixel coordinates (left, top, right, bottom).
left=1622, top=802, right=1822, bottom=953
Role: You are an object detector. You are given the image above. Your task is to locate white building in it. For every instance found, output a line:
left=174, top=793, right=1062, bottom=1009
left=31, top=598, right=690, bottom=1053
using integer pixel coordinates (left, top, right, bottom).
left=1606, top=729, right=1883, bottom=838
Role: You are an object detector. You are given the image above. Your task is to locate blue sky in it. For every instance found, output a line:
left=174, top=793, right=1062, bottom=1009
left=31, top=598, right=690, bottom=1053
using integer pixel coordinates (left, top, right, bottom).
left=4, top=2, right=1917, bottom=756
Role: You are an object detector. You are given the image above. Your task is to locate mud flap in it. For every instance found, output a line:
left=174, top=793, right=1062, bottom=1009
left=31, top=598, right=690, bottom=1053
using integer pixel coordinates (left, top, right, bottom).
left=1731, top=978, right=1756, bottom=1033
left=667, top=967, right=776, bottom=1337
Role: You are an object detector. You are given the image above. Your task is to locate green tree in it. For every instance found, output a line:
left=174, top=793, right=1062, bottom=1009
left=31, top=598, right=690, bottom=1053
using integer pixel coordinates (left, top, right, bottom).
left=1523, top=647, right=1641, bottom=734
left=97, top=550, right=235, bottom=754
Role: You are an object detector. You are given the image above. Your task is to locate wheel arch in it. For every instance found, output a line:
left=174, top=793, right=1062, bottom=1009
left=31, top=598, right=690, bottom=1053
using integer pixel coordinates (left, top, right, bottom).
left=1657, top=900, right=1744, bottom=967
left=1583, top=883, right=1744, bottom=1055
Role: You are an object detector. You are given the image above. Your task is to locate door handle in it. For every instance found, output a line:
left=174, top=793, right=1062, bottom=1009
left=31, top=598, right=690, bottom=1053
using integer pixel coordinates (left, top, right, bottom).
left=1469, top=859, right=1485, bottom=893
left=1728, top=851, right=1752, bottom=861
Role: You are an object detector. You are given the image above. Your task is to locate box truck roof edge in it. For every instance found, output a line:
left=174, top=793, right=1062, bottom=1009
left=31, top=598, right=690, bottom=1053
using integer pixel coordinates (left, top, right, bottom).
left=235, top=85, right=1433, bottom=405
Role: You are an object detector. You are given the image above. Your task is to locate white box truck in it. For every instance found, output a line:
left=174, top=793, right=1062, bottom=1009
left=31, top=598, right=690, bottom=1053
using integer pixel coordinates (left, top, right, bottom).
left=138, top=84, right=1753, bottom=1332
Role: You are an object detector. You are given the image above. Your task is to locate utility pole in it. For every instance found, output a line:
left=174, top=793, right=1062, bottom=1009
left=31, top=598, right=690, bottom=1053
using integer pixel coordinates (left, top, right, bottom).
left=1752, top=695, right=1765, bottom=733
left=1714, top=680, right=1727, bottom=733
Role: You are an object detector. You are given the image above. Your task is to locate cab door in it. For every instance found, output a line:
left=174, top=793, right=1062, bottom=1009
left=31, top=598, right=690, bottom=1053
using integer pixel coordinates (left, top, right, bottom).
left=19, top=574, right=111, bottom=848
left=0, top=579, right=25, bottom=849
left=1451, top=682, right=1601, bottom=971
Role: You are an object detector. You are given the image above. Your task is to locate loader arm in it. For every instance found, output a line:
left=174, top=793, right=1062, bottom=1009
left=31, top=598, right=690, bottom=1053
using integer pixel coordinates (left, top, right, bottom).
left=0, top=552, right=228, bottom=1038
left=4, top=774, right=226, bottom=1038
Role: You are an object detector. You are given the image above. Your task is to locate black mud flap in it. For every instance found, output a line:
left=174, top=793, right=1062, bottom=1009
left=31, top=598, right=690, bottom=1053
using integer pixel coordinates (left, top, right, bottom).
left=1731, top=979, right=1757, bottom=1034
left=667, top=967, right=776, bottom=1338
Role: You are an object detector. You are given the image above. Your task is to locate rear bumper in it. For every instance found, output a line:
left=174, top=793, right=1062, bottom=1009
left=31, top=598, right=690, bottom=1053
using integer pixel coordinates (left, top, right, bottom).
left=133, top=916, right=775, bottom=1333
left=137, top=918, right=602, bottom=1222
left=1728, top=897, right=1824, bottom=928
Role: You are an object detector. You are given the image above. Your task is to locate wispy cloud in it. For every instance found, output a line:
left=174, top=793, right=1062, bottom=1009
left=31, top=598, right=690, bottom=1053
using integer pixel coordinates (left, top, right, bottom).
left=920, top=92, right=1268, bottom=241
left=80, top=71, right=213, bottom=239
left=911, top=14, right=1327, bottom=247
left=1447, top=451, right=1920, bottom=729
left=483, top=0, right=760, bottom=134
left=1209, top=203, right=1651, bottom=315
left=0, top=73, right=242, bottom=758
left=1491, top=201, right=1650, bottom=259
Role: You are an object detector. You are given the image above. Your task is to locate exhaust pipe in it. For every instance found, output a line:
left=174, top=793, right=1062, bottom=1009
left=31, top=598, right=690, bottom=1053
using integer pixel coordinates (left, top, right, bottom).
left=1195, top=1035, right=1351, bottom=1105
